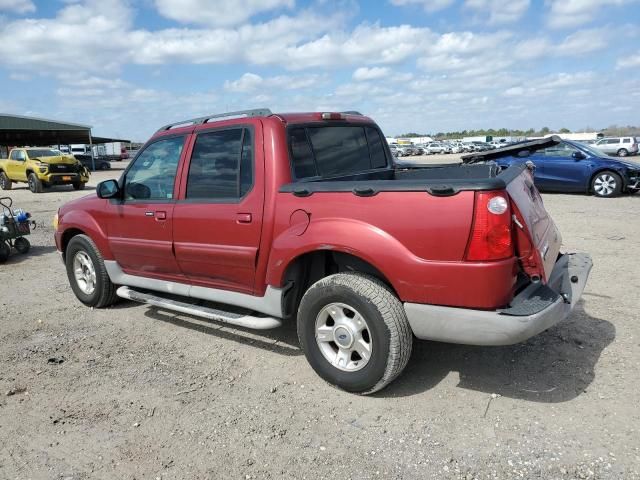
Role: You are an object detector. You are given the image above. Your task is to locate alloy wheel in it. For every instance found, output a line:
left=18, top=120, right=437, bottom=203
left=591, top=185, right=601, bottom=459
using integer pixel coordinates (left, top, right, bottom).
left=593, top=174, right=617, bottom=197
left=315, top=302, right=372, bottom=372
left=73, top=251, right=97, bottom=295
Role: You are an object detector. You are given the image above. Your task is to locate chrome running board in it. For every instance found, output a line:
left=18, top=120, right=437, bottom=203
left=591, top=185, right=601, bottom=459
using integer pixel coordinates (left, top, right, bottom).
left=116, top=286, right=283, bottom=330
left=104, top=260, right=284, bottom=318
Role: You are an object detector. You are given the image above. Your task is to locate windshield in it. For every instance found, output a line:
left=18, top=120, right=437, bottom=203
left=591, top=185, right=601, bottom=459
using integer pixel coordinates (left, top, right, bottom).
left=570, top=141, right=610, bottom=159
left=26, top=149, right=61, bottom=158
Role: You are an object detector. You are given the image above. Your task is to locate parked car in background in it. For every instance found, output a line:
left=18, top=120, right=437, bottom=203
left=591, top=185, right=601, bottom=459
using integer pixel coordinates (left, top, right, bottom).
left=75, top=154, right=112, bottom=171
left=489, top=139, right=640, bottom=198
left=425, top=142, right=448, bottom=154
left=593, top=137, right=638, bottom=157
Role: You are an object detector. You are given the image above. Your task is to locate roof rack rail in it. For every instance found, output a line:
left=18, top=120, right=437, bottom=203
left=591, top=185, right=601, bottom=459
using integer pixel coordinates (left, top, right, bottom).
left=157, top=108, right=273, bottom=132
left=341, top=111, right=363, bottom=115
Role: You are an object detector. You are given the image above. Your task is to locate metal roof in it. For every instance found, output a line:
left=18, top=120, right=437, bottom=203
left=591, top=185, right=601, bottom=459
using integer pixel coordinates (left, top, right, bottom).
left=0, top=113, right=91, bottom=131
left=0, top=113, right=129, bottom=146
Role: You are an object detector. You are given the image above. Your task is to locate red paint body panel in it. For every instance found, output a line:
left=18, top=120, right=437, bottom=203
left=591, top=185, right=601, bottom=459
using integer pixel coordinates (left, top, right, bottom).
left=55, top=112, right=556, bottom=312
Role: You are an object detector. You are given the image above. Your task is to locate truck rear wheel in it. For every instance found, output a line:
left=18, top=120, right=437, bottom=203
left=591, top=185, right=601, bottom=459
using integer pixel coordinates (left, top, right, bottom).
left=297, top=273, right=412, bottom=394
left=65, top=234, right=118, bottom=308
left=28, top=173, right=43, bottom=193
left=0, top=172, right=12, bottom=190
left=73, top=182, right=86, bottom=191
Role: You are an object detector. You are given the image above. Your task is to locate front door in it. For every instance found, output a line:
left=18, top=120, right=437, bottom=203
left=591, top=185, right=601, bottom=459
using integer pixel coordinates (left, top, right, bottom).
left=105, top=135, right=186, bottom=277
left=535, top=144, right=588, bottom=192
left=172, top=125, right=264, bottom=295
left=7, top=149, right=27, bottom=181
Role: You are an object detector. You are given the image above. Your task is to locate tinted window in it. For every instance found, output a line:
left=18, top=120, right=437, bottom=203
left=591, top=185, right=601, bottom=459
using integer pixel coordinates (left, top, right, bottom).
left=366, top=127, right=387, bottom=168
left=186, top=128, right=253, bottom=200
left=290, top=128, right=317, bottom=178
left=607, top=138, right=619, bottom=144
left=622, top=138, right=630, bottom=143
left=125, top=136, right=184, bottom=201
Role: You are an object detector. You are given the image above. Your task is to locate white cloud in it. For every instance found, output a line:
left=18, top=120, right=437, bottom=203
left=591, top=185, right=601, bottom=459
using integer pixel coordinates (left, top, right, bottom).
left=0, top=0, right=34, bottom=14
left=389, top=0, right=455, bottom=12
left=555, top=28, right=609, bottom=55
left=154, top=0, right=294, bottom=27
left=546, top=0, right=639, bottom=29
left=353, top=67, right=391, bottom=81
left=465, top=0, right=530, bottom=24
left=223, top=72, right=326, bottom=92
left=616, top=52, right=640, bottom=69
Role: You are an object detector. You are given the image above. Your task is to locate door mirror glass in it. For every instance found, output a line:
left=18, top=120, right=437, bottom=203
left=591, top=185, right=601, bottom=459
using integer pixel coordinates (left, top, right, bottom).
left=97, top=179, right=121, bottom=199
left=572, top=151, right=586, bottom=160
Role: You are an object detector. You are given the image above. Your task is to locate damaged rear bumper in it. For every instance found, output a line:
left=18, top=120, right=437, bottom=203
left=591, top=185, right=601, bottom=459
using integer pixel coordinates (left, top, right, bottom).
left=404, top=253, right=593, bottom=346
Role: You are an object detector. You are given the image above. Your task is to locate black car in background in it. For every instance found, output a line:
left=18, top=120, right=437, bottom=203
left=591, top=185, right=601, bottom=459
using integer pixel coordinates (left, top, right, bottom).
left=75, top=154, right=112, bottom=171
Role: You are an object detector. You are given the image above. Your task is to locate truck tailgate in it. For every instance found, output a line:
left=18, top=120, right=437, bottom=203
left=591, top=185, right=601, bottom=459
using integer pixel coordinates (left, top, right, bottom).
left=505, top=167, right=562, bottom=281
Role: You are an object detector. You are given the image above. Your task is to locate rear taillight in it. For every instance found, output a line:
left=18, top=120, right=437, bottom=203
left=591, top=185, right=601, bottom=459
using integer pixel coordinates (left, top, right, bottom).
left=465, top=191, right=513, bottom=261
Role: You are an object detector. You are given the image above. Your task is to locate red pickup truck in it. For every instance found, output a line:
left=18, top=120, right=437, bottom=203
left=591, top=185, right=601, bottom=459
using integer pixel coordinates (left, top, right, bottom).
left=54, top=109, right=592, bottom=394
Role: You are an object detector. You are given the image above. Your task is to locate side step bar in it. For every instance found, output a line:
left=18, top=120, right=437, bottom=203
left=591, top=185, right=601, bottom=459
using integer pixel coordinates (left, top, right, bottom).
left=116, top=286, right=283, bottom=330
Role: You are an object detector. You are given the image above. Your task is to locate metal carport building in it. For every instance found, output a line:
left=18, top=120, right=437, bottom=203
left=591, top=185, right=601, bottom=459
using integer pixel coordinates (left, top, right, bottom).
left=0, top=113, right=130, bottom=168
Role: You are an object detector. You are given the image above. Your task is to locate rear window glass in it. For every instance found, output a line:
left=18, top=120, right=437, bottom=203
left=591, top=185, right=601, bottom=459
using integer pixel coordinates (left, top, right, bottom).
left=289, top=125, right=388, bottom=179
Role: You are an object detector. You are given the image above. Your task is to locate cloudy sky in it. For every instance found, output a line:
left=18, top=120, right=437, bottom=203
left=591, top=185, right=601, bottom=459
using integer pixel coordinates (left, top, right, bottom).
left=0, top=0, right=639, bottom=141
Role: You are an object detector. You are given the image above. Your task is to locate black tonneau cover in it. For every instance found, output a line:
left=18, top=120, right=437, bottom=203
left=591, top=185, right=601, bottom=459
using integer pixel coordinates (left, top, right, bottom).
left=461, top=135, right=562, bottom=163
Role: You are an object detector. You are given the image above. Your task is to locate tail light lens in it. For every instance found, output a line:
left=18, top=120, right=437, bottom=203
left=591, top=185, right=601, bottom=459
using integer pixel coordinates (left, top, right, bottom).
left=465, top=191, right=513, bottom=261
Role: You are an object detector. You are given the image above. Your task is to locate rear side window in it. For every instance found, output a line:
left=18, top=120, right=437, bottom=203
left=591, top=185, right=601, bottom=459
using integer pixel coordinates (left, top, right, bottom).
left=289, top=125, right=388, bottom=179
left=622, top=138, right=630, bottom=143
left=186, top=128, right=253, bottom=200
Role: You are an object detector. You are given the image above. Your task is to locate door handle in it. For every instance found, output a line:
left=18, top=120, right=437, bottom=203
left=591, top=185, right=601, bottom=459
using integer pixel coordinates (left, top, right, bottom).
left=236, top=213, right=252, bottom=224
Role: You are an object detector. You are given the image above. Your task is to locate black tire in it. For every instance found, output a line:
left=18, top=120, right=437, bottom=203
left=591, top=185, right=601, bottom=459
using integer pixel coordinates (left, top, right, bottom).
left=0, top=172, right=12, bottom=190
left=617, top=149, right=628, bottom=157
left=28, top=173, right=43, bottom=193
left=297, top=273, right=412, bottom=394
left=65, top=234, right=118, bottom=308
left=14, top=237, right=30, bottom=254
left=591, top=170, right=622, bottom=198
left=0, top=242, right=10, bottom=263
left=72, top=182, right=86, bottom=191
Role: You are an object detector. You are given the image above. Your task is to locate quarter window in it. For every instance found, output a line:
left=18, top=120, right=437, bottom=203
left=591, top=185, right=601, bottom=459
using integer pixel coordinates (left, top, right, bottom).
left=185, top=128, right=253, bottom=200
left=124, top=136, right=184, bottom=201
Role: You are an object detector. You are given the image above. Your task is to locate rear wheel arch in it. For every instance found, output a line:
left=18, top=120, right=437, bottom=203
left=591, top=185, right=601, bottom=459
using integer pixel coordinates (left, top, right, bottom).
left=280, top=249, right=397, bottom=320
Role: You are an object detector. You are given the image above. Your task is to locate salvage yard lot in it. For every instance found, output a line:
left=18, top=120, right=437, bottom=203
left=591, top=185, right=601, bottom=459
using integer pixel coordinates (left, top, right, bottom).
left=1, top=162, right=639, bottom=479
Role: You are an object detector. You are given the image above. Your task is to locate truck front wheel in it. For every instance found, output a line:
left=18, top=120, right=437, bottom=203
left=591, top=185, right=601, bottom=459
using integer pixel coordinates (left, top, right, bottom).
left=297, top=273, right=413, bottom=394
left=28, top=173, right=43, bottom=193
left=0, top=172, right=12, bottom=190
left=65, top=234, right=118, bottom=308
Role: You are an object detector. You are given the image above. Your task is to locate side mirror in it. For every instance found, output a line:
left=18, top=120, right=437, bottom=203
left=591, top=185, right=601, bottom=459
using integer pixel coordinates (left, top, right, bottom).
left=572, top=151, right=586, bottom=160
left=97, top=179, right=120, bottom=199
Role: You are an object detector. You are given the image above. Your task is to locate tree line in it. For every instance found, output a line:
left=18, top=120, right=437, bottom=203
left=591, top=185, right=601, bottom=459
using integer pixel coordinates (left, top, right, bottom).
left=398, top=125, right=640, bottom=140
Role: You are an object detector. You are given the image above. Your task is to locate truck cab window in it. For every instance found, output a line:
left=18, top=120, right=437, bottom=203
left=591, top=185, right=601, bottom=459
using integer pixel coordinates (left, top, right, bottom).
left=186, top=128, right=253, bottom=200
left=124, top=136, right=184, bottom=200
left=289, top=126, right=389, bottom=180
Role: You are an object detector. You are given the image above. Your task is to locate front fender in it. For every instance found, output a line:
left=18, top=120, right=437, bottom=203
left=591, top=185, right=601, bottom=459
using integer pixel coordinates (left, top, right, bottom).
left=58, top=209, right=113, bottom=260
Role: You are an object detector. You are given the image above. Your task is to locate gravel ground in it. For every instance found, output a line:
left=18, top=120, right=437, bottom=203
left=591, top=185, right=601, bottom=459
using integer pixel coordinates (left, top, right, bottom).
left=1, top=159, right=639, bottom=479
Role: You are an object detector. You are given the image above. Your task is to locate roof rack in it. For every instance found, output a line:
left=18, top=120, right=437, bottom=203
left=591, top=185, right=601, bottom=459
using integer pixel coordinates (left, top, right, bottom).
left=157, top=108, right=273, bottom=132
left=341, top=111, right=363, bottom=115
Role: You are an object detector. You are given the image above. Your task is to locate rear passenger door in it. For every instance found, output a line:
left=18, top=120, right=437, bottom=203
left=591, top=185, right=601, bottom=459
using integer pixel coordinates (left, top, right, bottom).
left=172, top=124, right=264, bottom=294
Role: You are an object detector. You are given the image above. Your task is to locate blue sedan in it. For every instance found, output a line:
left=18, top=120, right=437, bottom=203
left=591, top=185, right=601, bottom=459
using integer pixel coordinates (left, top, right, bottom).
left=495, top=140, right=640, bottom=198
